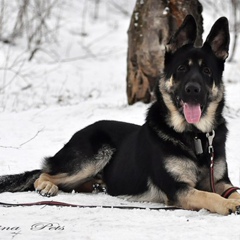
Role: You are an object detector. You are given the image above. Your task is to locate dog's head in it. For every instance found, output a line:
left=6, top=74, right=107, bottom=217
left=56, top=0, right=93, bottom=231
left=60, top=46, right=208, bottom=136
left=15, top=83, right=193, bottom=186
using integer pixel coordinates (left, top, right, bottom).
left=159, top=15, right=229, bottom=132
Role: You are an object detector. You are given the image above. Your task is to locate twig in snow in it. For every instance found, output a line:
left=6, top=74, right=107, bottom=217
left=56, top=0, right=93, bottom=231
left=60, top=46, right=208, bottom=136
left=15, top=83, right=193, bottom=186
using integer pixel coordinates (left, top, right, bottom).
left=0, top=129, right=43, bottom=149
left=19, top=129, right=43, bottom=147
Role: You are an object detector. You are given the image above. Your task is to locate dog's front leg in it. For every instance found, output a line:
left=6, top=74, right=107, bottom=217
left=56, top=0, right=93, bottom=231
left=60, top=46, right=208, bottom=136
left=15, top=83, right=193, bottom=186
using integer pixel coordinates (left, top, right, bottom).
left=213, top=181, right=240, bottom=200
left=228, top=191, right=240, bottom=200
left=177, top=188, right=240, bottom=215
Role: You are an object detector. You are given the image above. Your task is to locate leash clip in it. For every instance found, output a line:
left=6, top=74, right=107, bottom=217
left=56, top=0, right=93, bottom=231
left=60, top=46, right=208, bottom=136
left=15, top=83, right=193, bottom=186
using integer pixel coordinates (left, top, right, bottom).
left=206, top=130, right=216, bottom=193
left=206, top=130, right=215, bottom=153
left=208, top=146, right=214, bottom=154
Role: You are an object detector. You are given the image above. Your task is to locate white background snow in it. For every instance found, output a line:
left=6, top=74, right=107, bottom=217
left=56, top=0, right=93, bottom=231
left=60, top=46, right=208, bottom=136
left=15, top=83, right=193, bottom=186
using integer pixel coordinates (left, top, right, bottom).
left=1, top=0, right=240, bottom=239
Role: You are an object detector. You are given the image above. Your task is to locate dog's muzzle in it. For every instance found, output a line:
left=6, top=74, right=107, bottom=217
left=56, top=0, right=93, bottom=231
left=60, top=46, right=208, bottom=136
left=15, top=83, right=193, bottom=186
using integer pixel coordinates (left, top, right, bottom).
left=181, top=82, right=202, bottom=124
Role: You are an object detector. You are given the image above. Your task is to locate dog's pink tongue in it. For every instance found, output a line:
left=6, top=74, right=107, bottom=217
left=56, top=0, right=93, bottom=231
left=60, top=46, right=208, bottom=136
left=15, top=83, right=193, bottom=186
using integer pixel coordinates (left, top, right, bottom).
left=183, top=103, right=201, bottom=124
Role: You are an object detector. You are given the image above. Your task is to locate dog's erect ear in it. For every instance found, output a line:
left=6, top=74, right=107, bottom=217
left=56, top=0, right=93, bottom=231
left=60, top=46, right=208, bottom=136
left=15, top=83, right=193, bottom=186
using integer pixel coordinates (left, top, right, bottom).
left=166, top=15, right=197, bottom=53
left=204, top=17, right=230, bottom=60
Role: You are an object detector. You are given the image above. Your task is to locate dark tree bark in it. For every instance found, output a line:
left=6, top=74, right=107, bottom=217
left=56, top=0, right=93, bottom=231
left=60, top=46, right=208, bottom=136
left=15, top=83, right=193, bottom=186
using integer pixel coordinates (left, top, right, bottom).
left=126, top=0, right=203, bottom=105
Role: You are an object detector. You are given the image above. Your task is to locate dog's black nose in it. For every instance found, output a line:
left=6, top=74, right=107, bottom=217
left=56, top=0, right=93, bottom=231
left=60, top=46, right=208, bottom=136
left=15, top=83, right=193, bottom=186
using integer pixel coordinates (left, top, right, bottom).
left=185, top=82, right=201, bottom=95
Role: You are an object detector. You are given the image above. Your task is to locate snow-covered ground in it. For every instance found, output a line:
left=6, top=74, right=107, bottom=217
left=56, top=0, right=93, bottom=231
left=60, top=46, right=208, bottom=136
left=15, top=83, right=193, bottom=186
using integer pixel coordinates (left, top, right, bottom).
left=1, top=1, right=240, bottom=239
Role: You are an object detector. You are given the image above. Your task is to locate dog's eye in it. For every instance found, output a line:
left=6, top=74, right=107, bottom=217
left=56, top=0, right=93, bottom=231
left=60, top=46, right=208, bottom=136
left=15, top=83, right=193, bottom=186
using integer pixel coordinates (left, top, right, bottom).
left=203, top=67, right=211, bottom=76
left=177, top=65, right=186, bottom=72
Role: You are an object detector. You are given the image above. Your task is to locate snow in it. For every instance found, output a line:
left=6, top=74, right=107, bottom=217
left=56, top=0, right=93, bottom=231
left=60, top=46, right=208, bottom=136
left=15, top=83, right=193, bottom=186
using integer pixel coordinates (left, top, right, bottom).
left=1, top=0, right=240, bottom=239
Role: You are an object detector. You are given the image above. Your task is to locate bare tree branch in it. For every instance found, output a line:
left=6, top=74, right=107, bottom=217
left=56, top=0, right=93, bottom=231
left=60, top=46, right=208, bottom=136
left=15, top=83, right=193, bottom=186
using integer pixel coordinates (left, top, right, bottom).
left=0, top=129, right=43, bottom=149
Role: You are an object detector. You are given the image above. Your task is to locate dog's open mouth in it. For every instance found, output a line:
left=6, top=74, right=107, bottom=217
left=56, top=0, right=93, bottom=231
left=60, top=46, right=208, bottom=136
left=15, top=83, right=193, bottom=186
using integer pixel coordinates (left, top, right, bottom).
left=177, top=98, right=202, bottom=124
left=183, top=102, right=201, bottom=124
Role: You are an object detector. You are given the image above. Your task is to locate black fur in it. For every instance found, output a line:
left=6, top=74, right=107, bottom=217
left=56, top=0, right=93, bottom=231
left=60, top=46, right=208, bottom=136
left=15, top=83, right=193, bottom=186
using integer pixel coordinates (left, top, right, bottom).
left=0, top=16, right=238, bottom=212
left=0, top=170, right=41, bottom=192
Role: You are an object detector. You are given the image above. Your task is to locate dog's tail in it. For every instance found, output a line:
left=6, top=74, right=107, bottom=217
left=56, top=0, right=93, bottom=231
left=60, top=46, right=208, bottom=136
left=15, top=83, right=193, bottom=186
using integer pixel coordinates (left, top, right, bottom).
left=0, top=170, right=41, bottom=193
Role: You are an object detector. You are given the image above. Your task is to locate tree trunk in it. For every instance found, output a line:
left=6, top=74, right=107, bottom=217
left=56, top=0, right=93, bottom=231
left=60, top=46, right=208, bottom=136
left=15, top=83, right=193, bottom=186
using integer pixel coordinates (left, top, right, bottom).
left=126, top=0, right=203, bottom=105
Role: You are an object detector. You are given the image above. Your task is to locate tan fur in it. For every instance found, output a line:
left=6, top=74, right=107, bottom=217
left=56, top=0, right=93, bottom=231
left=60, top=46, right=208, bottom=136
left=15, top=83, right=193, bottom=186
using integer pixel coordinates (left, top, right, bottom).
left=212, top=81, right=218, bottom=97
left=159, top=79, right=188, bottom=132
left=160, top=76, right=225, bottom=133
left=188, top=59, right=193, bottom=66
left=165, top=76, right=174, bottom=91
left=34, top=173, right=59, bottom=196
left=198, top=59, right=203, bottom=66
left=213, top=159, right=227, bottom=182
left=178, top=189, right=240, bottom=215
left=34, top=169, right=93, bottom=196
left=228, top=191, right=240, bottom=200
left=120, top=179, right=168, bottom=204
left=164, top=157, right=198, bottom=187
left=35, top=145, right=113, bottom=196
left=34, top=164, right=107, bottom=196
left=195, top=83, right=224, bottom=132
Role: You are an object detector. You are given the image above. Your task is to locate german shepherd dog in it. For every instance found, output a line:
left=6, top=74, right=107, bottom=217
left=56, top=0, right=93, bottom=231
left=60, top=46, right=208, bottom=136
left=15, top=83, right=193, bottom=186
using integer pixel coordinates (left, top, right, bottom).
left=1, top=15, right=240, bottom=215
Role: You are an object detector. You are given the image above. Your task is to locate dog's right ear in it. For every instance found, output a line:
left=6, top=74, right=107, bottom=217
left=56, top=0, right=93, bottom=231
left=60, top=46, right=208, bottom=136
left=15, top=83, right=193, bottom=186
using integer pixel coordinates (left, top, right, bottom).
left=166, top=15, right=197, bottom=53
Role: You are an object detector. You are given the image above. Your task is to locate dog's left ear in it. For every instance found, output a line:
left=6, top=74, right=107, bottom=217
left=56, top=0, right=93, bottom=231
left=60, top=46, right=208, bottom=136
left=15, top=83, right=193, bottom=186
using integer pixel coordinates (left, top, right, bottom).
left=166, top=15, right=197, bottom=53
left=204, top=17, right=230, bottom=60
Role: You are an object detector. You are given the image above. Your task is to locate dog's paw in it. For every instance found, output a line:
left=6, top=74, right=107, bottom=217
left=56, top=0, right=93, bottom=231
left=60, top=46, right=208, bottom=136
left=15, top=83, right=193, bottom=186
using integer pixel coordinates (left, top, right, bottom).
left=221, top=199, right=240, bottom=215
left=34, top=180, right=58, bottom=197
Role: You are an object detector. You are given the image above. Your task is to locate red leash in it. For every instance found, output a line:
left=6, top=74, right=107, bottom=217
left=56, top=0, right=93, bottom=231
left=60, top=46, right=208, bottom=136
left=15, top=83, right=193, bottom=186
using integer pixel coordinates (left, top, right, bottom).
left=0, top=200, right=180, bottom=210
left=0, top=130, right=239, bottom=208
left=206, top=131, right=216, bottom=193
left=206, top=130, right=240, bottom=197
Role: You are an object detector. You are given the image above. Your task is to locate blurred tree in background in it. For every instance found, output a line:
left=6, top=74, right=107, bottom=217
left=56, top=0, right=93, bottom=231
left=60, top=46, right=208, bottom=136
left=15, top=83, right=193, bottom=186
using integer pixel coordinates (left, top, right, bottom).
left=126, top=0, right=203, bottom=105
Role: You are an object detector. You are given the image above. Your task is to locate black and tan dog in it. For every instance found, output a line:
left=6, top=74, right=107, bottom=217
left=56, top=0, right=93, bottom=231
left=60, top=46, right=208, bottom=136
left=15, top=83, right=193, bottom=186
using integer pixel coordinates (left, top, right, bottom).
left=1, top=15, right=240, bottom=215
